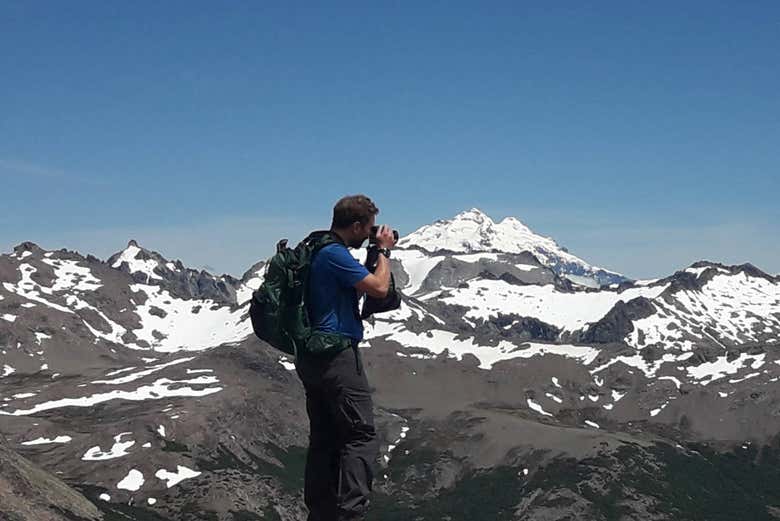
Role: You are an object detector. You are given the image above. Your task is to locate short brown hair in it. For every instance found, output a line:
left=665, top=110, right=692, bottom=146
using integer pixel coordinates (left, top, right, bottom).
left=331, top=194, right=379, bottom=229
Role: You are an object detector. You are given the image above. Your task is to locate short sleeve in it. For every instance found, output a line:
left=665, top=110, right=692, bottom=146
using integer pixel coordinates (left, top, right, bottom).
left=323, top=245, right=370, bottom=289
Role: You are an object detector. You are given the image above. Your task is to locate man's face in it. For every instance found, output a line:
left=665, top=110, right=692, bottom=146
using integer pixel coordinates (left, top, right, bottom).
left=348, top=216, right=374, bottom=249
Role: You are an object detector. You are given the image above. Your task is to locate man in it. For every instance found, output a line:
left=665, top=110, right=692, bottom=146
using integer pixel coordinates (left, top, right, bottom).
left=296, top=194, right=396, bottom=521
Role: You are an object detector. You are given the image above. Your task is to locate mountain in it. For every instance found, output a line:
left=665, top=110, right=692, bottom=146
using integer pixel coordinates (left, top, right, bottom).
left=1, top=209, right=780, bottom=520
left=397, top=208, right=626, bottom=287
left=106, top=240, right=246, bottom=305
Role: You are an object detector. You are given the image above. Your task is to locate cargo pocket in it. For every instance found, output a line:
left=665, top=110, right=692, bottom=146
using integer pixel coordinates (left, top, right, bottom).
left=334, top=391, right=375, bottom=442
left=337, top=393, right=365, bottom=428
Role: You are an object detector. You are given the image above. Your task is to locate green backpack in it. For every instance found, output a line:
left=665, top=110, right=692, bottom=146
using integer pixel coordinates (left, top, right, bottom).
left=248, top=230, right=354, bottom=359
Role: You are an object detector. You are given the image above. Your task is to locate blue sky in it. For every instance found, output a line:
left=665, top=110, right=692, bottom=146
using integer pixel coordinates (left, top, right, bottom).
left=1, top=2, right=778, bottom=279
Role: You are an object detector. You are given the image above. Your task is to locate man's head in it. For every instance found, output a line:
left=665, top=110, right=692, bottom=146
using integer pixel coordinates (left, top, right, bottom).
left=330, top=194, right=379, bottom=249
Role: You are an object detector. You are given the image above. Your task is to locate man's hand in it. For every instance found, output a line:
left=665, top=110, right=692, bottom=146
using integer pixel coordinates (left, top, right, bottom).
left=355, top=224, right=395, bottom=299
left=376, top=224, right=396, bottom=250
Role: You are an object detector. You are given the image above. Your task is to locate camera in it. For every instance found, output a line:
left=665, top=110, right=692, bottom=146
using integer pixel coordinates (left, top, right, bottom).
left=361, top=226, right=402, bottom=319
left=368, top=225, right=399, bottom=245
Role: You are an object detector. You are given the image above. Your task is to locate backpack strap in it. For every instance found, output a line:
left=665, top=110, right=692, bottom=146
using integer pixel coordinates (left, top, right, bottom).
left=315, top=231, right=362, bottom=324
left=301, top=230, right=342, bottom=323
left=302, top=229, right=363, bottom=345
left=303, top=229, right=344, bottom=250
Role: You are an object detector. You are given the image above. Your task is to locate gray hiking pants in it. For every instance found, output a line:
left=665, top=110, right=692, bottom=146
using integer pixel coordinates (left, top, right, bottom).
left=295, top=342, right=378, bottom=521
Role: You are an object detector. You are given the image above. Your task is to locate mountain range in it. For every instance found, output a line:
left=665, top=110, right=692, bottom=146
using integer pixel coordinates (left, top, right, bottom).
left=1, top=208, right=779, bottom=520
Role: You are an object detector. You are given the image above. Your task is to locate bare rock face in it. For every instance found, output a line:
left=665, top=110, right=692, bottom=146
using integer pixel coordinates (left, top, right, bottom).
left=0, top=434, right=102, bottom=521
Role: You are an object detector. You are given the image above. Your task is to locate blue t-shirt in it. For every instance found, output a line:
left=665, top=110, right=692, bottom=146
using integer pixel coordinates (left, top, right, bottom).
left=308, top=243, right=370, bottom=341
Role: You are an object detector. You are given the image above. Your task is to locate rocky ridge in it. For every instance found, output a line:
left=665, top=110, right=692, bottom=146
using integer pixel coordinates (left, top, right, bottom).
left=1, top=208, right=779, bottom=520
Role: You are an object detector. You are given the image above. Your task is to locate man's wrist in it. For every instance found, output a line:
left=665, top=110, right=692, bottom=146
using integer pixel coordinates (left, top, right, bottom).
left=377, top=247, right=391, bottom=259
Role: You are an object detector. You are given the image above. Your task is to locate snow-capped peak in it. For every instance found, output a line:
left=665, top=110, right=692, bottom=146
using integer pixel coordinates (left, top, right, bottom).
left=108, top=240, right=164, bottom=282
left=398, top=207, right=565, bottom=258
left=454, top=207, right=492, bottom=224
left=397, top=208, right=627, bottom=285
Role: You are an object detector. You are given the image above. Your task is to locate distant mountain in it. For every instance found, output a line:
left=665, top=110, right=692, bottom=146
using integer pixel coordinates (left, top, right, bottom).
left=1, top=209, right=780, bottom=520
left=398, top=208, right=626, bottom=286
left=106, top=239, right=245, bottom=305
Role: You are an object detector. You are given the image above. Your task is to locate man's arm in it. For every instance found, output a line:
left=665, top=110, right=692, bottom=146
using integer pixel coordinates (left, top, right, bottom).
left=354, top=253, right=391, bottom=299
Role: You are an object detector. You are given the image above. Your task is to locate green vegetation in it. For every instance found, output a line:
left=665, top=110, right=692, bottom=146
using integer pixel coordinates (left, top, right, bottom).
left=75, top=436, right=780, bottom=520
left=228, top=510, right=264, bottom=520
left=651, top=441, right=780, bottom=520
left=196, top=441, right=306, bottom=494
left=517, top=440, right=780, bottom=521
left=370, top=436, right=780, bottom=521
left=75, top=485, right=171, bottom=521
left=373, top=465, right=524, bottom=521
left=181, top=502, right=219, bottom=520
left=161, top=438, right=189, bottom=453
left=248, top=442, right=306, bottom=494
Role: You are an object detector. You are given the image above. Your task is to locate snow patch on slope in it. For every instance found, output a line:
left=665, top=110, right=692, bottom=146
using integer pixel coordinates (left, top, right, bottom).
left=439, top=279, right=668, bottom=332
left=128, top=284, right=252, bottom=351
left=0, top=375, right=222, bottom=416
